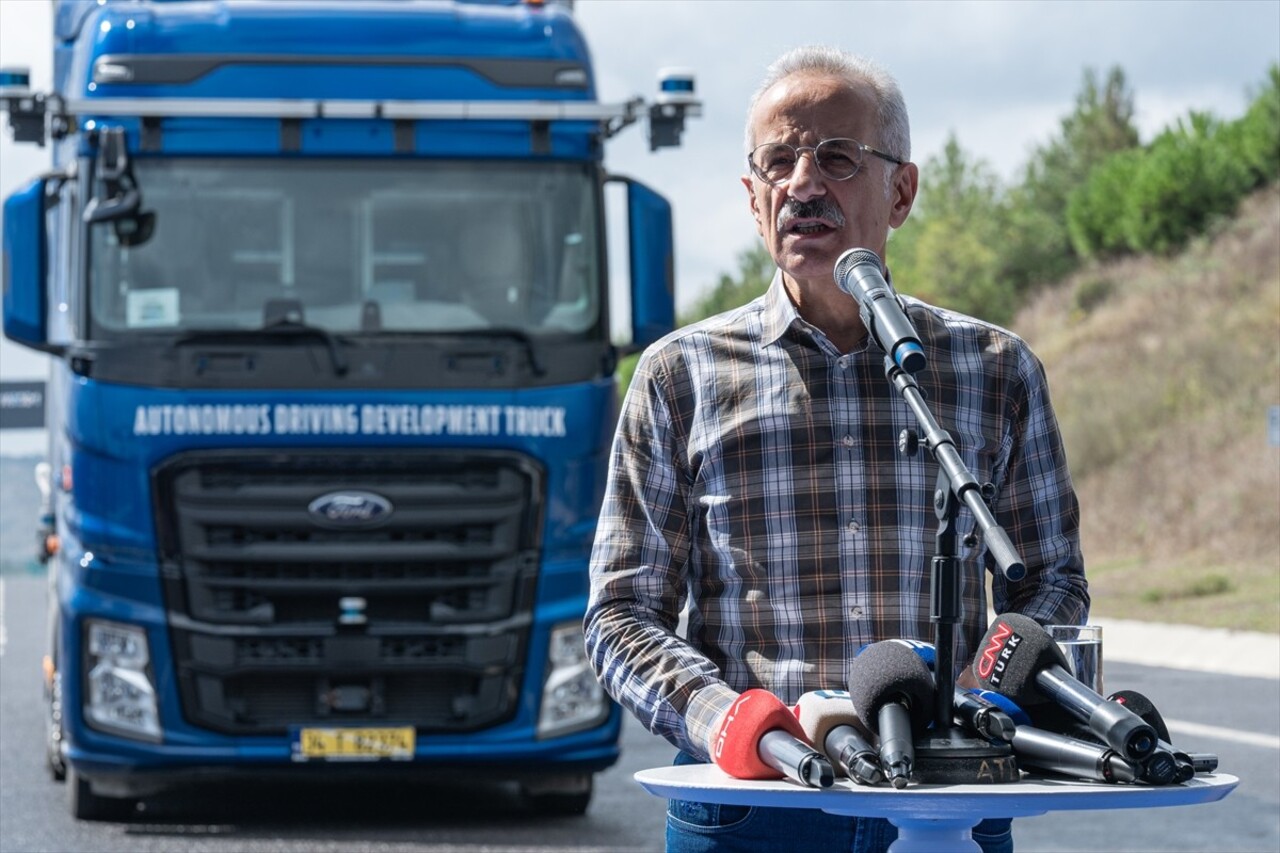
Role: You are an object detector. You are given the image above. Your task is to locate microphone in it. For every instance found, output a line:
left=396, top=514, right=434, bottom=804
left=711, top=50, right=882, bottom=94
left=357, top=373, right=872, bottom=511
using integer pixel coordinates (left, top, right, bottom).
left=870, top=638, right=937, bottom=670
left=870, top=640, right=1017, bottom=743
left=964, top=688, right=1033, bottom=727
left=1012, top=725, right=1138, bottom=783
left=833, top=248, right=925, bottom=374
left=848, top=641, right=936, bottom=788
left=953, top=690, right=1017, bottom=743
left=1107, top=689, right=1218, bottom=782
left=1105, top=689, right=1171, bottom=740
left=793, top=689, right=885, bottom=785
left=1186, top=752, right=1220, bottom=775
left=970, top=614, right=1158, bottom=763
left=1063, top=722, right=1183, bottom=785
left=711, top=689, right=834, bottom=788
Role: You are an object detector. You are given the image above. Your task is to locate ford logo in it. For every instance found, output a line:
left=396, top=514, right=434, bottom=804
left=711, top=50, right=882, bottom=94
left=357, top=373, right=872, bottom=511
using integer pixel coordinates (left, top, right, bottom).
left=307, top=491, right=393, bottom=528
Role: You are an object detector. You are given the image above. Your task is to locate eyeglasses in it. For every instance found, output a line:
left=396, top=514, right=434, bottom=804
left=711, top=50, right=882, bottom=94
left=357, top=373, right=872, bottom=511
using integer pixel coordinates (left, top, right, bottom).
left=748, top=137, right=904, bottom=185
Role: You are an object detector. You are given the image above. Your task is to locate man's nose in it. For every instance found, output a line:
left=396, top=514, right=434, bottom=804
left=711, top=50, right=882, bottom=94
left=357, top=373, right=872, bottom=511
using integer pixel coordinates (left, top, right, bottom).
left=787, top=149, right=826, bottom=199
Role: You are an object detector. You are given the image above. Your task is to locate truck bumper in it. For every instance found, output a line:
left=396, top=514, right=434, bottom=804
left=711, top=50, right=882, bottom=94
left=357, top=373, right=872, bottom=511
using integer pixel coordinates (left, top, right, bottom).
left=66, top=711, right=623, bottom=799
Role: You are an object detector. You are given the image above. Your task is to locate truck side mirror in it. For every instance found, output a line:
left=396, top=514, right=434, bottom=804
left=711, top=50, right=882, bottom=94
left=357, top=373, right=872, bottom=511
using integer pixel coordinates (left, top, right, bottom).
left=620, top=178, right=675, bottom=350
left=83, top=127, right=155, bottom=247
left=3, top=177, right=60, bottom=353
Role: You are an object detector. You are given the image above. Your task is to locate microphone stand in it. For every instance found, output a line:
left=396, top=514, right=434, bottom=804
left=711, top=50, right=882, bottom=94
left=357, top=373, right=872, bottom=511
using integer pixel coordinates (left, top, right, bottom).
left=884, top=357, right=1025, bottom=784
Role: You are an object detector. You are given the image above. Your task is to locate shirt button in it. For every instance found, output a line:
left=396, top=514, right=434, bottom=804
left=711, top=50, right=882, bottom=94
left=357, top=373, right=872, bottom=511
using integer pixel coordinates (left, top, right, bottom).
left=850, top=606, right=864, bottom=618
left=847, top=519, right=861, bottom=533
left=838, top=357, right=850, bottom=370
left=841, top=434, right=854, bottom=447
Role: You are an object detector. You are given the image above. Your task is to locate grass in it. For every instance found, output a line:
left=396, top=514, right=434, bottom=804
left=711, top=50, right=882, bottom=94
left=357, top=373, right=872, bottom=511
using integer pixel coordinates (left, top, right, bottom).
left=1088, top=556, right=1277, bottom=633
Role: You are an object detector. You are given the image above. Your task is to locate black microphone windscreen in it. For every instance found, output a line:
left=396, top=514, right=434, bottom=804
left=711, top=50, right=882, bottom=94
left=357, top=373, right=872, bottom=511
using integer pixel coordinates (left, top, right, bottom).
left=970, top=613, right=1071, bottom=708
left=847, top=641, right=934, bottom=734
left=1107, top=689, right=1173, bottom=743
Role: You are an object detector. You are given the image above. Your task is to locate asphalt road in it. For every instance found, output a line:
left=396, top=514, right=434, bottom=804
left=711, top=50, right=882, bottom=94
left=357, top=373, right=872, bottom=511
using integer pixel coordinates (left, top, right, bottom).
left=1, top=572, right=1277, bottom=853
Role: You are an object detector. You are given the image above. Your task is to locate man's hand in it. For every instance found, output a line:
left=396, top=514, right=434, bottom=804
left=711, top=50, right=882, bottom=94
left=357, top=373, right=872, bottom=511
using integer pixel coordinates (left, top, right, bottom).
left=708, top=689, right=811, bottom=780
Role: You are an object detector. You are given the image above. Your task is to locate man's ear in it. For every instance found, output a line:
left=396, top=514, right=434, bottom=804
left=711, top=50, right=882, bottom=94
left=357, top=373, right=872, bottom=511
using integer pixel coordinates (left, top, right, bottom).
left=742, top=174, right=766, bottom=237
left=888, top=162, right=919, bottom=230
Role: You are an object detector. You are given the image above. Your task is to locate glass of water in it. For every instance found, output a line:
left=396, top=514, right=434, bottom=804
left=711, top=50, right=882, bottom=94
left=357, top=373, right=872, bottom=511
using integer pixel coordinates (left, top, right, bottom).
left=1047, top=624, right=1104, bottom=695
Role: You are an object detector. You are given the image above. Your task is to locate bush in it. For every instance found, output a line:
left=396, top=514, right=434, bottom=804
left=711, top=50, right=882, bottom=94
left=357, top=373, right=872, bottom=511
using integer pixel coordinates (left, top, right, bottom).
left=911, top=218, right=1016, bottom=325
left=1122, top=113, right=1252, bottom=254
left=1066, top=149, right=1145, bottom=259
left=1071, top=275, right=1115, bottom=316
left=1220, top=64, right=1280, bottom=187
left=996, top=194, right=1081, bottom=298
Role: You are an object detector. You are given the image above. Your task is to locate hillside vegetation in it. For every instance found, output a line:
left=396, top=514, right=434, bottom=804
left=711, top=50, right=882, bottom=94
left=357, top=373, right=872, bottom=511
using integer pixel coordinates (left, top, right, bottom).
left=1019, top=184, right=1280, bottom=633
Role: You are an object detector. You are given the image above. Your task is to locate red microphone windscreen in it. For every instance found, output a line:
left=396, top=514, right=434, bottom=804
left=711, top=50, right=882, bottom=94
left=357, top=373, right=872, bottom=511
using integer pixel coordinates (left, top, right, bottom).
left=712, top=689, right=809, bottom=780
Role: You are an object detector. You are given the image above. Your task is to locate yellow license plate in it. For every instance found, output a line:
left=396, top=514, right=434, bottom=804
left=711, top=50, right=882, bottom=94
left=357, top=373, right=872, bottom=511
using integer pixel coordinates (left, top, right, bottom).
left=293, top=726, right=415, bottom=762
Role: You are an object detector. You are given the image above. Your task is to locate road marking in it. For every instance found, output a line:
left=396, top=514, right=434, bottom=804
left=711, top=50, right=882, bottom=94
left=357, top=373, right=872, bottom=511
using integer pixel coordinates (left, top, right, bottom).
left=307, top=848, right=651, bottom=853
left=0, top=577, right=7, bottom=657
left=1166, top=717, right=1280, bottom=749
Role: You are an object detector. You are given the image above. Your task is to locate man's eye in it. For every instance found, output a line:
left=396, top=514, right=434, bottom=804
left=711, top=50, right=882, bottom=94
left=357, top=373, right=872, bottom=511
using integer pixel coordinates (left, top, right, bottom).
left=821, top=140, right=859, bottom=156
left=819, top=153, right=855, bottom=169
left=763, top=151, right=796, bottom=171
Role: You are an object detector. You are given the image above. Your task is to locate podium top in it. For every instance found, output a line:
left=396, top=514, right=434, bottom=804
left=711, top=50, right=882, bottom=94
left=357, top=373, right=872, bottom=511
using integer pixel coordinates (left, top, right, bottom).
left=635, top=764, right=1239, bottom=821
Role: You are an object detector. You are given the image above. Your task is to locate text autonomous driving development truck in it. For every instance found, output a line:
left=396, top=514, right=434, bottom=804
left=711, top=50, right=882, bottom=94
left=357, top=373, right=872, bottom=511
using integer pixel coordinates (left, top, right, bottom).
left=0, top=0, right=697, bottom=819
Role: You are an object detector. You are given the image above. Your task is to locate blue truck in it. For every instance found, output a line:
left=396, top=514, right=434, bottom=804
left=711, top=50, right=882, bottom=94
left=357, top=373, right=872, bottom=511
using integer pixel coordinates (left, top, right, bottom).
left=0, top=0, right=697, bottom=820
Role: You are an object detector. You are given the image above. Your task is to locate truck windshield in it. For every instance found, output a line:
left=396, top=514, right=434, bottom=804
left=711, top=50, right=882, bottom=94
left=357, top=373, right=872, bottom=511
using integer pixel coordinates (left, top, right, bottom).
left=87, top=159, right=601, bottom=340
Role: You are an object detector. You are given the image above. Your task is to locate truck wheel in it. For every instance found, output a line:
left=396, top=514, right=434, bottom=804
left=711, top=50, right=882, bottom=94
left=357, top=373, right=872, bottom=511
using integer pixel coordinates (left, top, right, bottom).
left=520, top=774, right=593, bottom=816
left=67, top=767, right=136, bottom=822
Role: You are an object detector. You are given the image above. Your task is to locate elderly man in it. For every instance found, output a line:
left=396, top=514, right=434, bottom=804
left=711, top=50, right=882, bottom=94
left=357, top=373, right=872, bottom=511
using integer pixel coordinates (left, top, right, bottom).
left=586, top=44, right=1089, bottom=853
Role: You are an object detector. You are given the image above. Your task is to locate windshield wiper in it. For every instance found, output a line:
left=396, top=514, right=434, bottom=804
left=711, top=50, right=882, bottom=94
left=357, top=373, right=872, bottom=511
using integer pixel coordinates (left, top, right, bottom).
left=174, top=319, right=350, bottom=376
left=432, top=328, right=546, bottom=377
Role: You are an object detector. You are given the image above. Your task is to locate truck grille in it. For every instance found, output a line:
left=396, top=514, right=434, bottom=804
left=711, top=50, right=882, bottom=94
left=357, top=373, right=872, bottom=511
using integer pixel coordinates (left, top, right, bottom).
left=153, top=450, right=542, bottom=735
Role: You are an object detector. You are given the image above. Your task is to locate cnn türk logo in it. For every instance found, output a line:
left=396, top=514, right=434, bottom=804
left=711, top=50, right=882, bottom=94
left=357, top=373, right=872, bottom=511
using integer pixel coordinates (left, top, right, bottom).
left=977, top=622, right=1022, bottom=686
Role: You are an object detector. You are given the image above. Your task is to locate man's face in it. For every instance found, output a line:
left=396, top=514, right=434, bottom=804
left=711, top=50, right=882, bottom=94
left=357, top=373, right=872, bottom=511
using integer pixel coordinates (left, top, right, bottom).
left=742, top=72, right=916, bottom=286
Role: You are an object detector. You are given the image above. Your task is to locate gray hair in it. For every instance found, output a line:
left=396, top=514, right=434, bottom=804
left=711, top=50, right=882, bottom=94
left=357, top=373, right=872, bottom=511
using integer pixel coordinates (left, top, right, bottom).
left=745, top=45, right=911, bottom=166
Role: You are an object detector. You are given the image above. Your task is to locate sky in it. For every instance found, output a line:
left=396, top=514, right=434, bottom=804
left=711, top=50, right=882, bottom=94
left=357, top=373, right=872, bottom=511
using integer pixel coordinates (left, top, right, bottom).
left=1, top=0, right=1278, bottom=455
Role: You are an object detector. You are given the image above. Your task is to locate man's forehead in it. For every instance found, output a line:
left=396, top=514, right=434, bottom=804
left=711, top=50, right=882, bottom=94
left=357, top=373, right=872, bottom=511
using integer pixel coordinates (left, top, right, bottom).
left=749, top=73, right=874, bottom=140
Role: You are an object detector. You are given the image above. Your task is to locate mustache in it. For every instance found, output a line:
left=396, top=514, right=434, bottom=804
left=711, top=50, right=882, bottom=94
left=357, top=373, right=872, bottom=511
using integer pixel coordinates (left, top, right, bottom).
left=776, top=197, right=847, bottom=232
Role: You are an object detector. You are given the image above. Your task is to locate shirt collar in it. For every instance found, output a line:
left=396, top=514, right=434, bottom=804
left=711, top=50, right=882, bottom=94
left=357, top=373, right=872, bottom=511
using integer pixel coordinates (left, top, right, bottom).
left=760, top=265, right=903, bottom=357
left=760, top=268, right=800, bottom=347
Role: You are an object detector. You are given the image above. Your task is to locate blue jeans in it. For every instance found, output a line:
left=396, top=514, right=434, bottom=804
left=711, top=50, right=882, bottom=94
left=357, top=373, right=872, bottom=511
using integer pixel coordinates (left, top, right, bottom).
left=665, top=751, right=1014, bottom=853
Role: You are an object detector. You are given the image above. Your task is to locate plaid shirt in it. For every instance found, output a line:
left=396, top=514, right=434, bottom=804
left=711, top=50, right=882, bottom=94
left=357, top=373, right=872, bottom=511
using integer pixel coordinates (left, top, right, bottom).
left=585, top=271, right=1088, bottom=759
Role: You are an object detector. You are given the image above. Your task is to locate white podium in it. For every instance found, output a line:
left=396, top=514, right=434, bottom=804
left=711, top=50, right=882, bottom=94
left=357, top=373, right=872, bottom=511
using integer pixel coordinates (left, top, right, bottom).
left=635, top=764, right=1238, bottom=853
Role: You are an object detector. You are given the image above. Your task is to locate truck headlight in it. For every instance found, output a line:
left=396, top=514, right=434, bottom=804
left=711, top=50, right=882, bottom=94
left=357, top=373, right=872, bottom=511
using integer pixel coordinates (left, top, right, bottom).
left=537, top=622, right=608, bottom=739
left=84, top=620, right=160, bottom=741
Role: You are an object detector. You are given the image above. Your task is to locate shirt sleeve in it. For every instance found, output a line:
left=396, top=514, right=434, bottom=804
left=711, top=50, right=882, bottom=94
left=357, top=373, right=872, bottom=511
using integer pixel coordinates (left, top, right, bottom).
left=583, top=347, right=738, bottom=760
left=990, top=343, right=1091, bottom=627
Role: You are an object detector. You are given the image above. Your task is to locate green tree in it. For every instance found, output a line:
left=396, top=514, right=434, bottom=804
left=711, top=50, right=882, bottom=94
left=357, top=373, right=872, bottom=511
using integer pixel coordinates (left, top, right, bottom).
left=1123, top=112, right=1252, bottom=254
left=1000, top=66, right=1141, bottom=294
left=1066, top=147, right=1146, bottom=259
left=1220, top=63, right=1280, bottom=187
left=892, top=134, right=1014, bottom=323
